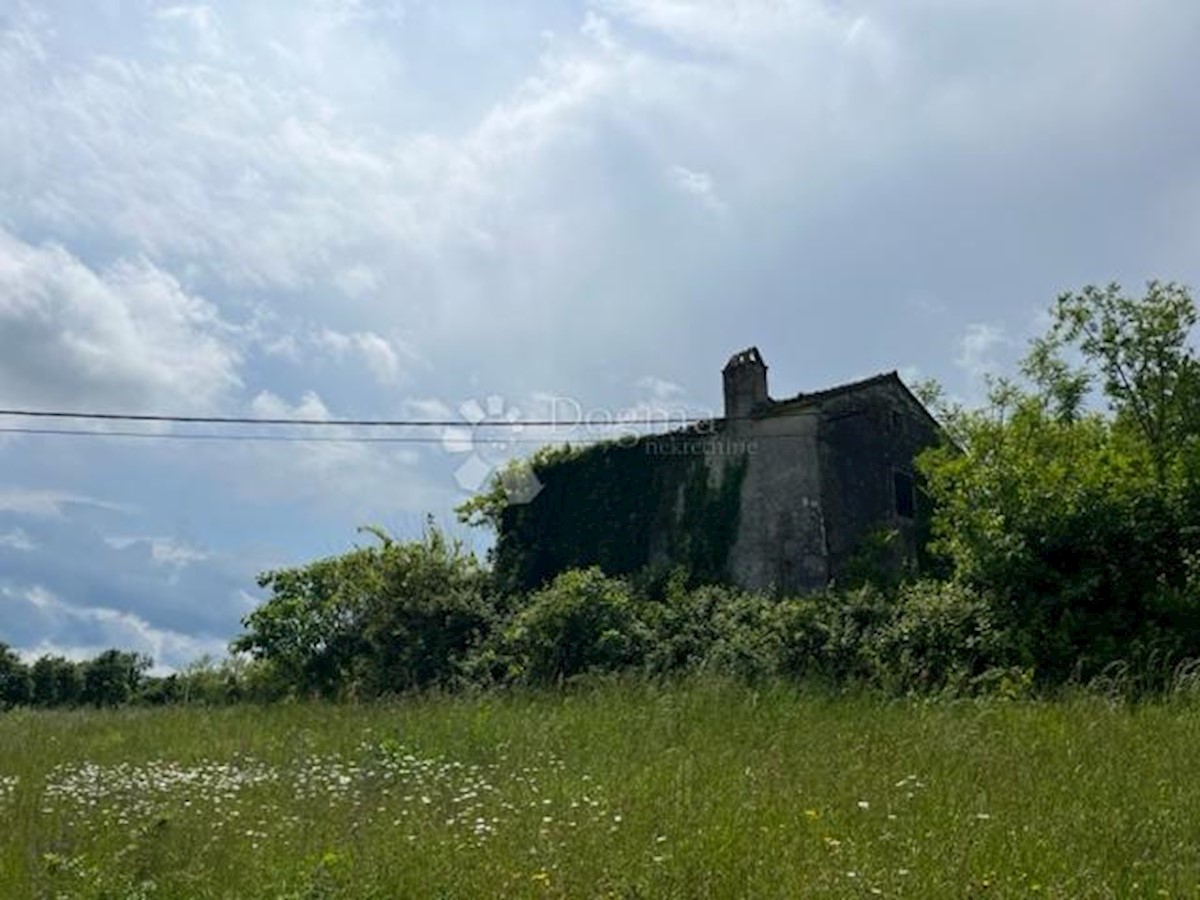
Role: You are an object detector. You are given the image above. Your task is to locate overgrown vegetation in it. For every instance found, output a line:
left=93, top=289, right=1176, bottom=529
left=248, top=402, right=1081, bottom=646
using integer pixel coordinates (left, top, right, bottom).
left=477, top=435, right=749, bottom=592
left=915, top=280, right=1200, bottom=684
left=5, top=281, right=1200, bottom=710
left=5, top=683, right=1200, bottom=898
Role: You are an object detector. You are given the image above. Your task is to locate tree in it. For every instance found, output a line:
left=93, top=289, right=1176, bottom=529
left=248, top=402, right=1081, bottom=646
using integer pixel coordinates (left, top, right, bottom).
left=30, top=655, right=83, bottom=707
left=231, top=545, right=375, bottom=697
left=917, top=282, right=1200, bottom=679
left=1025, top=281, right=1200, bottom=482
left=233, top=523, right=493, bottom=698
left=0, top=644, right=31, bottom=708
left=81, top=649, right=151, bottom=707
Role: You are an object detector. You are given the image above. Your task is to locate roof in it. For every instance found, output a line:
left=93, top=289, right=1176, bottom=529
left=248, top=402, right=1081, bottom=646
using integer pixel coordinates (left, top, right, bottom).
left=658, top=370, right=940, bottom=436
left=536, top=369, right=944, bottom=462
left=769, top=371, right=901, bottom=411
left=766, top=370, right=944, bottom=432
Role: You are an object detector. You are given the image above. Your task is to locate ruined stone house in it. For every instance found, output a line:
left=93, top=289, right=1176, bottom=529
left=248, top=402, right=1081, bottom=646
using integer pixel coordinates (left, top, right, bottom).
left=493, top=348, right=943, bottom=594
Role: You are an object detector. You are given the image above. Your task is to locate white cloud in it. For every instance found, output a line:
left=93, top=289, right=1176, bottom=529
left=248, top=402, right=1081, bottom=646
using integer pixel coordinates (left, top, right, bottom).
left=469, top=16, right=626, bottom=168
left=666, top=165, right=727, bottom=213
left=0, top=488, right=132, bottom=520
left=636, top=375, right=686, bottom=400
left=0, top=2, right=637, bottom=312
left=316, top=0, right=408, bottom=29
left=0, top=229, right=242, bottom=411
left=259, top=333, right=303, bottom=362
left=598, top=0, right=840, bottom=54
left=4, top=584, right=227, bottom=672
left=404, top=398, right=454, bottom=419
left=153, top=5, right=227, bottom=59
left=0, top=528, right=35, bottom=552
left=103, top=535, right=210, bottom=569
left=332, top=264, right=382, bottom=298
left=249, top=389, right=333, bottom=422
left=312, top=328, right=412, bottom=386
left=213, top=390, right=444, bottom=514
left=955, top=323, right=1008, bottom=381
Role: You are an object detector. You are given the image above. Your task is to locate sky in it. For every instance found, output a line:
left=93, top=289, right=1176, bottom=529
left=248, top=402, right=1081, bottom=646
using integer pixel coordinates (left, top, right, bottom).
left=2, top=0, right=1199, bottom=670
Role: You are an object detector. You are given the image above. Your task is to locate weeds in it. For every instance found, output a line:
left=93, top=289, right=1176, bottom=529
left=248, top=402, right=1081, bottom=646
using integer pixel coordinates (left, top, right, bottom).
left=3, top=681, right=1200, bottom=897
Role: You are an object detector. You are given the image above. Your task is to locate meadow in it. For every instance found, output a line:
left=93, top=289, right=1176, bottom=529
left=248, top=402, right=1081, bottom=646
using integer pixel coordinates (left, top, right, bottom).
left=2, top=680, right=1199, bottom=899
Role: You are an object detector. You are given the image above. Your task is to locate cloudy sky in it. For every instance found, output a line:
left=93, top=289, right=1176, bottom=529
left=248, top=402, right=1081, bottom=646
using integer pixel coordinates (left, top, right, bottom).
left=2, top=0, right=1198, bottom=669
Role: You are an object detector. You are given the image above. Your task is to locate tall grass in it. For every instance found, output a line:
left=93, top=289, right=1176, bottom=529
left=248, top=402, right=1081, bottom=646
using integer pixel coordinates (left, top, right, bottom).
left=2, top=680, right=1199, bottom=897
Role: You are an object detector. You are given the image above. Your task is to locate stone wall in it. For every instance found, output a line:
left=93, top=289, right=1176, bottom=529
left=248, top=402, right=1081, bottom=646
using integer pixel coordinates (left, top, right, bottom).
left=817, top=381, right=941, bottom=583
left=725, top=408, right=828, bottom=592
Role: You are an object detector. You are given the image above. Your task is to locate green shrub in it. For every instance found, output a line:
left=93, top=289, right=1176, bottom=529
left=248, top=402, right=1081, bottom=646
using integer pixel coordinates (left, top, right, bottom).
left=870, top=580, right=1018, bottom=693
left=640, top=575, right=757, bottom=677
left=233, top=524, right=493, bottom=698
left=696, top=587, right=787, bottom=682
left=501, top=568, right=648, bottom=683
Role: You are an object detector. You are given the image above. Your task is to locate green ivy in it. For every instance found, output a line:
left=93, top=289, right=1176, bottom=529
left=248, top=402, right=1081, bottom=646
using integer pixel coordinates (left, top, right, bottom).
left=489, top=435, right=749, bottom=591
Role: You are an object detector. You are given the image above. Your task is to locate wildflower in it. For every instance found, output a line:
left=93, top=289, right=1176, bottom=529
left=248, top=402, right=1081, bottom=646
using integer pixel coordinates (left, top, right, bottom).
left=857, top=800, right=870, bottom=810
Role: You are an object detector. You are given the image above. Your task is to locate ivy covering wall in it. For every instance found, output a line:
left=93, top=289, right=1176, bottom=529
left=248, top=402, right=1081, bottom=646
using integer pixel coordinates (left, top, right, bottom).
left=493, top=435, right=749, bottom=592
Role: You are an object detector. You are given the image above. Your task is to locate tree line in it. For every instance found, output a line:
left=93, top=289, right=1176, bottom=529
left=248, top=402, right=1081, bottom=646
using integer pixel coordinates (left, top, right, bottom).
left=0, top=648, right=149, bottom=708
left=0, top=646, right=277, bottom=709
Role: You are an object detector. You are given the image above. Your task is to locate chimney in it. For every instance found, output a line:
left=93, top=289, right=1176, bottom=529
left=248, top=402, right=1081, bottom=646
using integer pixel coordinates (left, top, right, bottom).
left=723, top=346, right=769, bottom=423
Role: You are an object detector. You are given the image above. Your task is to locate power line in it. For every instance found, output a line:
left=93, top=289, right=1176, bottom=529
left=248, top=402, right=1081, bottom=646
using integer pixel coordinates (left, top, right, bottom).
left=0, top=408, right=711, bottom=428
left=0, top=425, right=806, bottom=445
left=0, top=426, right=605, bottom=445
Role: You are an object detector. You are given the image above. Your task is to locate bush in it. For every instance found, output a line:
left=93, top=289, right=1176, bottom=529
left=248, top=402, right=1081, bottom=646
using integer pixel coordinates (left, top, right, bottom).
left=233, top=524, right=494, bottom=698
left=870, top=580, right=1019, bottom=693
left=501, top=568, right=648, bottom=684
left=640, top=575, right=769, bottom=679
left=774, top=586, right=892, bottom=683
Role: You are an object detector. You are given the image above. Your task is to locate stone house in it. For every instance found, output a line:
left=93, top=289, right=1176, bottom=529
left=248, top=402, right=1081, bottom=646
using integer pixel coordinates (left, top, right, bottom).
left=493, top=347, right=943, bottom=594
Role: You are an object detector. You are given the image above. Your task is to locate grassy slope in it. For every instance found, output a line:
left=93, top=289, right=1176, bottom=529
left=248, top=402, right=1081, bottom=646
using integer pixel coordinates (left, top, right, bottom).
left=2, top=681, right=1199, bottom=898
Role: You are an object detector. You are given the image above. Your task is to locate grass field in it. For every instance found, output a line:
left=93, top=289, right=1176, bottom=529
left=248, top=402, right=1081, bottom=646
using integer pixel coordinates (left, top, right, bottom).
left=2, top=681, right=1199, bottom=898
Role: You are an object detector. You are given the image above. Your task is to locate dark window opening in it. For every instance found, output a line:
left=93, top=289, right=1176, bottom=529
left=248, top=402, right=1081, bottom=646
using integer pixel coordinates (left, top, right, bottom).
left=893, top=471, right=915, bottom=519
